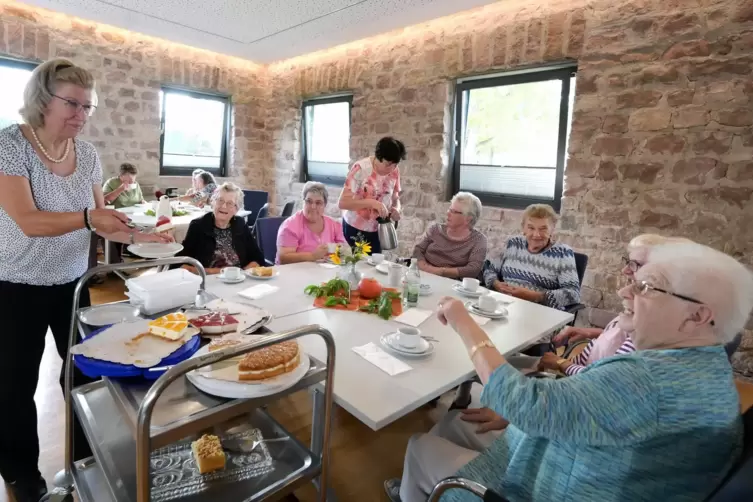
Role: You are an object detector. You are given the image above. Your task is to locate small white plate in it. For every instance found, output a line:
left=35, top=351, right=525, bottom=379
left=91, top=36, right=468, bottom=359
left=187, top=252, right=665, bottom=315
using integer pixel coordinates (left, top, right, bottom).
left=127, top=243, right=183, bottom=259
left=375, top=263, right=389, bottom=274
left=465, top=301, right=508, bottom=319
left=419, top=283, right=432, bottom=296
left=380, top=333, right=434, bottom=357
left=245, top=270, right=280, bottom=280
left=218, top=274, right=245, bottom=284
left=452, top=283, right=484, bottom=298
left=78, top=304, right=141, bottom=326
left=367, top=258, right=386, bottom=267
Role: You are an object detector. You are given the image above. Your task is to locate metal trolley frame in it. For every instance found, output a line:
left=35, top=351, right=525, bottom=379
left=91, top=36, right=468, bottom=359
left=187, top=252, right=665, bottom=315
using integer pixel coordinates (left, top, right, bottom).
left=51, top=258, right=337, bottom=502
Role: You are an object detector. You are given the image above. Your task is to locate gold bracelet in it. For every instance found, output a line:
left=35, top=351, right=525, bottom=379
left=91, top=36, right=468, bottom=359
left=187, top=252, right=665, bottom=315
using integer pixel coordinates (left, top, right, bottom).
left=469, top=340, right=496, bottom=360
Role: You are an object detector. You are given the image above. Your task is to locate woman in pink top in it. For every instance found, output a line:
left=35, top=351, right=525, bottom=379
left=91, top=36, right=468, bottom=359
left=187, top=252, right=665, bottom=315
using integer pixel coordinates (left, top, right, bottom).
left=338, top=137, right=405, bottom=253
left=276, top=181, right=347, bottom=264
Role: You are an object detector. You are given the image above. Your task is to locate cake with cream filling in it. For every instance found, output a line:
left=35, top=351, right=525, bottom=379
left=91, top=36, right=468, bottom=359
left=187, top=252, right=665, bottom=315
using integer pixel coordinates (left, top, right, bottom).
left=238, top=341, right=300, bottom=381
left=191, top=434, right=225, bottom=474
left=191, top=311, right=240, bottom=335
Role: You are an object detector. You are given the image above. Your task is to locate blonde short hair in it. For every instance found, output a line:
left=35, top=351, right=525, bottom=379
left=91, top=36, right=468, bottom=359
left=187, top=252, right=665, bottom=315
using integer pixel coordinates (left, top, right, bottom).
left=521, top=204, right=558, bottom=226
left=628, top=234, right=692, bottom=252
left=211, top=182, right=244, bottom=211
left=20, top=58, right=96, bottom=128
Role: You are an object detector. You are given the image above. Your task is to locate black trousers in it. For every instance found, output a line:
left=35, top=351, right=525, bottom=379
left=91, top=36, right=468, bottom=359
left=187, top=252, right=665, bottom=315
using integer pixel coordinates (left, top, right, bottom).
left=0, top=279, right=94, bottom=483
left=343, top=220, right=381, bottom=254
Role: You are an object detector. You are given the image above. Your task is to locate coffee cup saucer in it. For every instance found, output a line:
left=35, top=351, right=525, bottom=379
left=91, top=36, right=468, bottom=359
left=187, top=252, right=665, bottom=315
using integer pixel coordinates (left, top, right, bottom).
left=465, top=301, right=508, bottom=319
left=452, top=283, right=484, bottom=297
left=380, top=333, right=434, bottom=357
left=218, top=273, right=245, bottom=284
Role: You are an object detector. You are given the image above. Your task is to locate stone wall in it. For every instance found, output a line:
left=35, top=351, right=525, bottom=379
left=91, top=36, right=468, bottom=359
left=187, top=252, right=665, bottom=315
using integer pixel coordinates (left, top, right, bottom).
left=0, top=0, right=271, bottom=196
left=2, top=0, right=753, bottom=314
left=268, top=0, right=753, bottom=312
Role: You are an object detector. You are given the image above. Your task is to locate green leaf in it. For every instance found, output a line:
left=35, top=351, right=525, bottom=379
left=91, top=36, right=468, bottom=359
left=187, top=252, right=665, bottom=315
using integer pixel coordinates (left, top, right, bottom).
left=325, top=296, right=349, bottom=307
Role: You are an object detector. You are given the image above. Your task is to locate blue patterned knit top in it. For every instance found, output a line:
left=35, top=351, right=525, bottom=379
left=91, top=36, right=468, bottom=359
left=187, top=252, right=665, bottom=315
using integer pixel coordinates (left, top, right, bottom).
left=482, top=236, right=580, bottom=309
left=442, top=346, right=742, bottom=502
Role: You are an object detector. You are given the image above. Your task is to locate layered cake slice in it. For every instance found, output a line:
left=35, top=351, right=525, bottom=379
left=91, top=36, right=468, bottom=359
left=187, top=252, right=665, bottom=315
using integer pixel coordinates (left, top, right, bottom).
left=238, top=341, right=300, bottom=381
left=148, top=312, right=189, bottom=341
left=191, top=434, right=226, bottom=474
left=191, top=311, right=240, bottom=335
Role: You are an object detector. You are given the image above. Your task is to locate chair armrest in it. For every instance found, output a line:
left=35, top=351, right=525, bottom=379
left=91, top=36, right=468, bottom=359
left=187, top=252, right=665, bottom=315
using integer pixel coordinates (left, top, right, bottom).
left=562, top=339, right=591, bottom=359
left=525, top=371, right=560, bottom=379
left=429, top=477, right=509, bottom=502
left=564, top=303, right=586, bottom=314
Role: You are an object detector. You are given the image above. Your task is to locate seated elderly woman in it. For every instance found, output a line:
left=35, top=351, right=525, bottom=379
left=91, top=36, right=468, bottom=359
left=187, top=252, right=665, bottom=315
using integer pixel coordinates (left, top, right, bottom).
left=483, top=203, right=579, bottom=310
left=386, top=242, right=751, bottom=502
left=102, top=162, right=146, bottom=208
left=178, top=170, right=217, bottom=206
left=413, top=192, right=487, bottom=279
left=276, top=181, right=347, bottom=264
left=178, top=182, right=263, bottom=275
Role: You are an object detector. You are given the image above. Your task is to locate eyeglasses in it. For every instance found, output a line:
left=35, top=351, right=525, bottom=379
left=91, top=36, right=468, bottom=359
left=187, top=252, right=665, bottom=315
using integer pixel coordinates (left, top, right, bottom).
left=215, top=200, right=237, bottom=208
left=448, top=209, right=464, bottom=215
left=632, top=281, right=704, bottom=305
left=53, top=95, right=97, bottom=116
left=621, top=256, right=643, bottom=272
left=304, top=199, right=325, bottom=207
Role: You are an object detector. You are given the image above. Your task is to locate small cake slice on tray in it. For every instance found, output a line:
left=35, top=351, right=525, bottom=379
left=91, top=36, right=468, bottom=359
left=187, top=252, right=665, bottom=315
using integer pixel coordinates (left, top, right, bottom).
left=191, top=434, right=226, bottom=474
left=148, top=312, right=189, bottom=341
left=191, top=311, right=240, bottom=335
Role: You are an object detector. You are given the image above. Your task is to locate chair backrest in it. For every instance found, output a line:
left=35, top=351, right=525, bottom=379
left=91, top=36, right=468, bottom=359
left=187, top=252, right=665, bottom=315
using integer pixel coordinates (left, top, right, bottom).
left=725, top=333, right=743, bottom=359
left=255, top=216, right=285, bottom=265
left=281, top=201, right=295, bottom=217
left=256, top=203, right=270, bottom=220
left=706, top=406, right=753, bottom=501
left=573, top=252, right=588, bottom=286
left=243, top=190, right=269, bottom=226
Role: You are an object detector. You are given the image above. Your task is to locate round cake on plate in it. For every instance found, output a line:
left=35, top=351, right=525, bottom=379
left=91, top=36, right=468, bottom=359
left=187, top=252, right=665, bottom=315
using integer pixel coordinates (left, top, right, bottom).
left=238, top=341, right=300, bottom=381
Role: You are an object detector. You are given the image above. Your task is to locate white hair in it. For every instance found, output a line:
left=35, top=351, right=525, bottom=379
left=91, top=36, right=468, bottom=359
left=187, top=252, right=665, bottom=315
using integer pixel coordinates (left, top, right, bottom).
left=648, top=243, right=753, bottom=343
left=211, top=182, right=244, bottom=211
left=302, top=181, right=328, bottom=204
left=451, top=191, right=482, bottom=227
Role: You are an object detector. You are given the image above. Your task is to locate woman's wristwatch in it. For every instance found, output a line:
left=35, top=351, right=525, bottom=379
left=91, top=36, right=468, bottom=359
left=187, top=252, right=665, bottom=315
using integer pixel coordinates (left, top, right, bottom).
left=83, top=208, right=96, bottom=232
left=556, top=358, right=570, bottom=371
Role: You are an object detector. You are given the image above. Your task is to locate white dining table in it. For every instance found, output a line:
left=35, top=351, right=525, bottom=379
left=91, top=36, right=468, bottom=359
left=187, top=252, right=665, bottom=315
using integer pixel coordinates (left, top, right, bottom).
left=205, top=261, right=574, bottom=431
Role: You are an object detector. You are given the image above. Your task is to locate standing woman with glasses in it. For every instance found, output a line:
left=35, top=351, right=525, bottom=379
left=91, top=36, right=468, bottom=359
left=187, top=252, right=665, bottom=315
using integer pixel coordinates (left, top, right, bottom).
left=178, top=182, right=264, bottom=275
left=0, top=58, right=170, bottom=502
left=338, top=136, right=406, bottom=253
left=276, top=181, right=348, bottom=264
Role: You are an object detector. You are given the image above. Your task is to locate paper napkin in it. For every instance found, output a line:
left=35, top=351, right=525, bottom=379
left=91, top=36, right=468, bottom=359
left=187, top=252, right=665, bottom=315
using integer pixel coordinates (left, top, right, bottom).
left=318, top=263, right=338, bottom=269
left=238, top=284, right=279, bottom=300
left=352, top=343, right=412, bottom=376
left=394, top=308, right=433, bottom=327
left=470, top=313, right=491, bottom=326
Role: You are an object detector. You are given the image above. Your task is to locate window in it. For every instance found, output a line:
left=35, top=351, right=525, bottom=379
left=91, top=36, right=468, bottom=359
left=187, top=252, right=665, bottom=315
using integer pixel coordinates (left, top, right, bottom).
left=452, top=64, right=577, bottom=211
left=0, top=59, right=36, bottom=130
left=301, top=95, right=352, bottom=185
left=159, top=86, right=231, bottom=176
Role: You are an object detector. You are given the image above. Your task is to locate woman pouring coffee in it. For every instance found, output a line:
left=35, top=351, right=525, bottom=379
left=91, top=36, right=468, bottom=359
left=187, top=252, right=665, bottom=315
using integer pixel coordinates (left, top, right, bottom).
left=337, top=137, right=405, bottom=253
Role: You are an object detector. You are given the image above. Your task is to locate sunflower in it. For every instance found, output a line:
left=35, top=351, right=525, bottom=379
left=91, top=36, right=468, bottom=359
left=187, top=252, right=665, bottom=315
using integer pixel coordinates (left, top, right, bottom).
left=355, top=241, right=372, bottom=256
left=330, top=252, right=342, bottom=265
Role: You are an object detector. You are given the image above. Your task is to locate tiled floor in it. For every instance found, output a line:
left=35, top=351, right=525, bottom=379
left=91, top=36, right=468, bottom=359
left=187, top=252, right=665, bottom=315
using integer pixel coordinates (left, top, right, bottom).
left=3, top=275, right=753, bottom=502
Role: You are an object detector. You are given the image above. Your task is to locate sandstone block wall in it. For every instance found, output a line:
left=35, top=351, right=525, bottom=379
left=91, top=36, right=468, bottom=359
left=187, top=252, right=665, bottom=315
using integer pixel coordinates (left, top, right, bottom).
left=2, top=0, right=753, bottom=313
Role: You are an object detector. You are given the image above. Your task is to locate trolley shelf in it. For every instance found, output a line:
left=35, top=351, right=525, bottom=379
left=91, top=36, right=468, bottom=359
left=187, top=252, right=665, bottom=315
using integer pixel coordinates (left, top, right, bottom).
left=104, top=354, right=327, bottom=449
left=72, top=380, right=320, bottom=502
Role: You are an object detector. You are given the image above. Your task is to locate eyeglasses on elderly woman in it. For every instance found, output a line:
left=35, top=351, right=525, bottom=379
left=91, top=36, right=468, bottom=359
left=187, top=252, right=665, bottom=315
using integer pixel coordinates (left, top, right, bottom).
left=53, top=95, right=97, bottom=116
left=622, top=256, right=644, bottom=272
left=631, top=280, right=714, bottom=325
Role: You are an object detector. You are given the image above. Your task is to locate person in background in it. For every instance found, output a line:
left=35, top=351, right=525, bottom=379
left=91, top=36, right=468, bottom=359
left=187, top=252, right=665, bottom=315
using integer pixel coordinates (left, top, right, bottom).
left=102, top=162, right=146, bottom=208
left=179, top=170, right=216, bottom=206
left=276, top=181, right=347, bottom=264
left=387, top=242, right=751, bottom=502
left=179, top=182, right=263, bottom=275
left=482, top=203, right=580, bottom=310
left=0, top=58, right=170, bottom=502
left=413, top=192, right=487, bottom=280
left=338, top=136, right=405, bottom=253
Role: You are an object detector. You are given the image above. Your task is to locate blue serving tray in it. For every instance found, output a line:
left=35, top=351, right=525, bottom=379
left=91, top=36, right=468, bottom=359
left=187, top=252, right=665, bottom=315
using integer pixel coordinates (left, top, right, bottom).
left=73, top=324, right=201, bottom=379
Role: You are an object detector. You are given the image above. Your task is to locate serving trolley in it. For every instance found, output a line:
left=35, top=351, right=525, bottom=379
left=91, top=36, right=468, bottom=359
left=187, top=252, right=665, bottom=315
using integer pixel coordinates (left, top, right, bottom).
left=49, top=257, right=337, bottom=502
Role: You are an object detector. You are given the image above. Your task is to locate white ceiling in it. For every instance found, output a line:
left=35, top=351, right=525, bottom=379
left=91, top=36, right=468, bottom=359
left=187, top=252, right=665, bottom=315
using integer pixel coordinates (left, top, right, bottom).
left=20, top=0, right=500, bottom=63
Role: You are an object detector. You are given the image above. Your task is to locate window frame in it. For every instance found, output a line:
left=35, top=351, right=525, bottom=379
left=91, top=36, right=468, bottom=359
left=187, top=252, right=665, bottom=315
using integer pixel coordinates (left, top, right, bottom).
left=0, top=57, right=38, bottom=128
left=300, top=94, right=353, bottom=186
left=451, top=64, right=577, bottom=212
left=158, top=85, right=231, bottom=177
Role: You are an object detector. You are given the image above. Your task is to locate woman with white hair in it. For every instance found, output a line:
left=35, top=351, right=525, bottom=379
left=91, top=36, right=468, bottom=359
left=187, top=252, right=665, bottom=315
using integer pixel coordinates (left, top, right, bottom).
left=0, top=58, right=169, bottom=502
left=276, top=181, right=347, bottom=264
left=179, top=182, right=263, bottom=275
left=483, top=203, right=580, bottom=310
left=387, top=242, right=751, bottom=502
left=178, top=170, right=217, bottom=206
left=412, top=192, right=487, bottom=279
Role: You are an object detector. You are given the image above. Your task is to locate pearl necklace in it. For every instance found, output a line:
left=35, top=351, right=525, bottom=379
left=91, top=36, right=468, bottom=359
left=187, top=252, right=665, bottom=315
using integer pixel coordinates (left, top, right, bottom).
left=29, top=127, right=70, bottom=163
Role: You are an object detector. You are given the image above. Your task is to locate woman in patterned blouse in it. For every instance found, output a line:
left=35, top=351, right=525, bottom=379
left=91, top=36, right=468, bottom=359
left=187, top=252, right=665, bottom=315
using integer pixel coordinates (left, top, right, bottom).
left=413, top=192, right=487, bottom=280
left=178, top=170, right=217, bottom=206
left=338, top=137, right=405, bottom=253
left=179, top=182, right=263, bottom=274
left=388, top=242, right=750, bottom=502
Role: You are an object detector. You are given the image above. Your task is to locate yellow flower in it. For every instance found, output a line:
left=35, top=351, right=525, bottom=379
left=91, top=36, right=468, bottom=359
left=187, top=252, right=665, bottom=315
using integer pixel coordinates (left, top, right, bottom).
left=360, top=242, right=372, bottom=254
left=330, top=253, right=341, bottom=265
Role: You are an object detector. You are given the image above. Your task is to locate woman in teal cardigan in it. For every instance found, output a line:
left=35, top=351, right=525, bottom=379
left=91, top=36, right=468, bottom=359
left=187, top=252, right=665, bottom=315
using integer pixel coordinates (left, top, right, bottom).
left=387, top=242, right=752, bottom=502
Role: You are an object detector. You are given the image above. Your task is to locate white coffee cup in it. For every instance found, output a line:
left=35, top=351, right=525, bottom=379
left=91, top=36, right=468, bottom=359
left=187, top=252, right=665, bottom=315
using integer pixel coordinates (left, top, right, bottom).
left=396, top=326, right=421, bottom=349
left=388, top=262, right=403, bottom=288
left=463, top=278, right=480, bottom=292
left=478, top=293, right=501, bottom=313
left=371, top=253, right=385, bottom=264
left=128, top=183, right=138, bottom=190
left=222, top=267, right=242, bottom=280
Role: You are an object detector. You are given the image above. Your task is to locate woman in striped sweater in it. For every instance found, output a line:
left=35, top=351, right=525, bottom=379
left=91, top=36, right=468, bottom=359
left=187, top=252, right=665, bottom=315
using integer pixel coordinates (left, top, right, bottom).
left=482, top=204, right=579, bottom=310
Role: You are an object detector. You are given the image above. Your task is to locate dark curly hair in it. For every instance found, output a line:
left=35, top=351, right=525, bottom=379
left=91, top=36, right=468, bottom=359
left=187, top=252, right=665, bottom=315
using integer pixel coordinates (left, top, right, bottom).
left=374, top=137, right=406, bottom=164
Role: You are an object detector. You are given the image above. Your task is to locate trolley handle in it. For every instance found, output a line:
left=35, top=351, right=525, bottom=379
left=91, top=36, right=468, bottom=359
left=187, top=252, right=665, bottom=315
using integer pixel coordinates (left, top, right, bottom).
left=135, top=324, right=337, bottom=502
